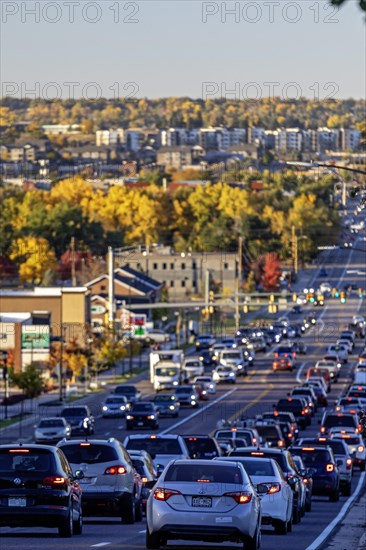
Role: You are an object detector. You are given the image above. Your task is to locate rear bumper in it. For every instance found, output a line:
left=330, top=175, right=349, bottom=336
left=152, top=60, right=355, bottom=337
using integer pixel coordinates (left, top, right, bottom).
left=0, top=505, right=69, bottom=527
left=312, top=477, right=338, bottom=495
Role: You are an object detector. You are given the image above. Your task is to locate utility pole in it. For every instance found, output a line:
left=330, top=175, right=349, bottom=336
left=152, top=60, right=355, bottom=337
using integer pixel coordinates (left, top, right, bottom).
left=235, top=236, right=243, bottom=331
left=71, top=237, right=76, bottom=287
left=205, top=268, right=210, bottom=313
left=291, top=226, right=298, bottom=275
left=108, top=246, right=115, bottom=335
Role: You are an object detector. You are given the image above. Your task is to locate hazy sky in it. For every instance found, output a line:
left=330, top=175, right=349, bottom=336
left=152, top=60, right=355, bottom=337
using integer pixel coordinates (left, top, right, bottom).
left=1, top=0, right=365, bottom=100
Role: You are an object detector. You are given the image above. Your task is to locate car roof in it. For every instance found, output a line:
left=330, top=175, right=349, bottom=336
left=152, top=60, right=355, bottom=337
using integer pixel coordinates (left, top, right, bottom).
left=57, top=438, right=120, bottom=446
left=124, top=434, right=181, bottom=439
left=0, top=444, right=58, bottom=451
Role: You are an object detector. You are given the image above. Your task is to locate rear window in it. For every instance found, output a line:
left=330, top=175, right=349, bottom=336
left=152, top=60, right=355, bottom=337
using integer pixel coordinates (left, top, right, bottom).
left=277, top=400, right=302, bottom=413
left=125, top=438, right=182, bottom=455
left=115, top=386, right=136, bottom=394
left=61, top=408, right=87, bottom=417
left=291, top=449, right=331, bottom=464
left=255, top=426, right=280, bottom=440
left=0, top=449, right=55, bottom=472
left=183, top=437, right=220, bottom=459
left=165, top=463, right=243, bottom=484
left=337, top=437, right=360, bottom=445
left=324, top=415, right=357, bottom=428
left=239, top=459, right=275, bottom=477
left=131, top=459, right=145, bottom=476
left=60, top=444, right=119, bottom=464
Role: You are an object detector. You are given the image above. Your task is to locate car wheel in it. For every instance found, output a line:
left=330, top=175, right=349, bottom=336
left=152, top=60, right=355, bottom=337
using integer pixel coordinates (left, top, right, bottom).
left=360, top=462, right=365, bottom=472
left=342, top=482, right=352, bottom=497
left=292, top=502, right=301, bottom=524
left=121, top=492, right=136, bottom=524
left=135, top=497, right=143, bottom=522
left=243, top=526, right=260, bottom=550
left=173, top=412, right=179, bottom=418
left=146, top=529, right=161, bottom=550
left=274, top=519, right=287, bottom=535
left=305, top=498, right=312, bottom=512
left=58, top=508, right=74, bottom=538
left=329, top=488, right=339, bottom=502
left=73, top=511, right=83, bottom=535
left=287, top=516, right=293, bottom=533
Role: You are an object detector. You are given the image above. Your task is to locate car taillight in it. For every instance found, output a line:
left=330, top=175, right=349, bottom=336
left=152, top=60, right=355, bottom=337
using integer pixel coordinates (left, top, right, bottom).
left=275, top=353, right=279, bottom=358
left=142, top=476, right=148, bottom=483
left=320, top=427, right=326, bottom=433
left=335, top=406, right=341, bottom=411
left=153, top=488, right=181, bottom=501
left=43, top=476, right=66, bottom=487
left=326, top=464, right=334, bottom=472
left=224, top=491, right=252, bottom=504
left=346, top=458, right=352, bottom=470
left=104, top=465, right=127, bottom=475
left=278, top=440, right=285, bottom=447
left=265, top=483, right=281, bottom=494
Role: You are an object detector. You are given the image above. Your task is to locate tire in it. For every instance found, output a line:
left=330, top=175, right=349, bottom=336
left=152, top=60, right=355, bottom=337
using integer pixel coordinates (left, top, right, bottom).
left=59, top=508, right=73, bottom=538
left=73, top=511, right=83, bottom=535
left=360, top=462, right=365, bottom=472
left=274, top=519, right=287, bottom=535
left=342, top=482, right=352, bottom=497
left=173, top=412, right=179, bottom=418
left=146, top=529, right=161, bottom=550
left=121, top=492, right=136, bottom=524
left=305, top=498, right=312, bottom=512
left=287, top=516, right=293, bottom=533
left=292, top=502, right=301, bottom=524
left=243, top=526, right=260, bottom=550
left=135, top=497, right=143, bottom=522
left=329, top=488, right=339, bottom=502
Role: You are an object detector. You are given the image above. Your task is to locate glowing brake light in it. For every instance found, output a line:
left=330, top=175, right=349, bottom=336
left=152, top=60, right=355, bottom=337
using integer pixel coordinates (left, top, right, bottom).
left=188, top=437, right=197, bottom=441
left=326, top=464, right=335, bottom=472
left=9, top=449, right=29, bottom=453
left=104, top=465, right=127, bottom=475
left=265, top=483, right=281, bottom=494
left=278, top=440, right=285, bottom=447
left=358, top=446, right=364, bottom=453
left=251, top=452, right=264, bottom=456
left=80, top=442, right=91, bottom=446
left=150, top=435, right=157, bottom=439
left=320, top=427, right=326, bottom=433
left=43, top=476, right=66, bottom=486
left=224, top=491, right=252, bottom=504
left=141, top=476, right=148, bottom=483
left=231, top=428, right=237, bottom=432
left=154, top=488, right=181, bottom=501
left=302, top=447, right=315, bottom=451
left=318, top=437, right=327, bottom=442
left=346, top=458, right=352, bottom=470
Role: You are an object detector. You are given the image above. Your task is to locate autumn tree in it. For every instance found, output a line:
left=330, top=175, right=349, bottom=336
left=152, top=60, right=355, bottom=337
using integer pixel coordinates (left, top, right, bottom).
left=9, top=236, right=57, bottom=284
left=10, top=363, right=44, bottom=398
left=261, top=253, right=282, bottom=291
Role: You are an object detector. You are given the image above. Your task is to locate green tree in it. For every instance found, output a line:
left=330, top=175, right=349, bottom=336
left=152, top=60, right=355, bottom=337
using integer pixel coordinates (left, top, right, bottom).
left=10, top=363, right=44, bottom=398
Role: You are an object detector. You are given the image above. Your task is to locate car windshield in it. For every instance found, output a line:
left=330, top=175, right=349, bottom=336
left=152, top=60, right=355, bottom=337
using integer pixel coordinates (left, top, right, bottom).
left=185, top=361, right=201, bottom=367
left=165, top=463, right=243, bottom=484
left=238, top=459, right=275, bottom=477
left=60, top=444, right=119, bottom=464
left=0, top=449, right=54, bottom=472
left=132, top=404, right=154, bottom=412
left=153, top=394, right=175, bottom=402
left=175, top=387, right=193, bottom=394
left=105, top=397, right=125, bottom=404
left=61, top=408, right=87, bottom=417
left=155, top=368, right=179, bottom=376
left=183, top=438, right=220, bottom=458
left=324, top=416, right=356, bottom=428
left=39, top=419, right=65, bottom=428
left=125, top=438, right=182, bottom=455
left=222, top=352, right=241, bottom=359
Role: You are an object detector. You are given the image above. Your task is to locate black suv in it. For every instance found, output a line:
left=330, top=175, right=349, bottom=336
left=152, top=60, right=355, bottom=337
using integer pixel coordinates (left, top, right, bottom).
left=0, top=444, right=83, bottom=537
left=114, top=385, right=141, bottom=404
left=275, top=397, right=312, bottom=428
left=182, top=435, right=223, bottom=459
left=126, top=402, right=159, bottom=430
left=60, top=406, right=95, bottom=435
left=229, top=446, right=305, bottom=523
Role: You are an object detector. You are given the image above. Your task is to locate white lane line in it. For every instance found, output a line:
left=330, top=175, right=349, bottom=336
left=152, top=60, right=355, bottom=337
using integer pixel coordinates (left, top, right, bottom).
left=159, top=388, right=236, bottom=435
left=139, top=529, right=147, bottom=534
left=91, top=543, right=111, bottom=548
left=306, top=472, right=366, bottom=550
left=296, top=362, right=307, bottom=384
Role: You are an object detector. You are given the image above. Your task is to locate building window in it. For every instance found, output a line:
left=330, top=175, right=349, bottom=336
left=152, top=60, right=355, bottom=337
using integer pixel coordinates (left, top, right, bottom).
left=192, top=280, right=197, bottom=287
left=170, top=263, right=174, bottom=270
left=181, top=280, right=186, bottom=287
left=192, top=261, right=197, bottom=269
left=153, top=263, right=158, bottom=270
left=224, top=262, right=229, bottom=269
left=170, top=280, right=174, bottom=287
left=162, top=263, right=167, bottom=270
left=181, top=263, right=186, bottom=270
left=101, top=285, right=106, bottom=290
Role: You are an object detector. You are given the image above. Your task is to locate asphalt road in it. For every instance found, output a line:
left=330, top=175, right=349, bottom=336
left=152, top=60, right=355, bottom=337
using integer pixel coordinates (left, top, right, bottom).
left=1, top=226, right=365, bottom=550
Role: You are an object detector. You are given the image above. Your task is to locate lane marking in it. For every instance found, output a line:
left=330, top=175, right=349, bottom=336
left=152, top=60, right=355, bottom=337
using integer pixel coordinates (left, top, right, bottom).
left=305, top=472, right=366, bottom=550
left=159, top=388, right=236, bottom=435
left=91, top=543, right=111, bottom=548
left=139, top=529, right=147, bottom=534
left=296, top=362, right=307, bottom=384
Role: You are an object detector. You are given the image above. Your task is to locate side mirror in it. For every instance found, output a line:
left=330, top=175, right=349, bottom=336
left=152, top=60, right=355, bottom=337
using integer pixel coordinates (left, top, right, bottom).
left=256, top=483, right=269, bottom=495
left=74, top=470, right=84, bottom=480
left=287, top=476, right=297, bottom=486
left=149, top=453, right=156, bottom=460
left=144, top=480, right=157, bottom=490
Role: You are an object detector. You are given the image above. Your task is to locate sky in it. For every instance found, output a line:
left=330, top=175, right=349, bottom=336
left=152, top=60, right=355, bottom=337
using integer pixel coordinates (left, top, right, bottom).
left=1, top=0, right=365, bottom=100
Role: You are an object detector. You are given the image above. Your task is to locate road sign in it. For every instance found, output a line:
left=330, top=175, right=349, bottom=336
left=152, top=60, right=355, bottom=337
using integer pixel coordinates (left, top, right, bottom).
left=91, top=305, right=106, bottom=314
left=278, top=298, right=288, bottom=311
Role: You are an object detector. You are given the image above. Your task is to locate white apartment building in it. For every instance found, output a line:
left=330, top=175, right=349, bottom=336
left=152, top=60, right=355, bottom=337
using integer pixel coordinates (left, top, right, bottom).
left=340, top=128, right=361, bottom=151
left=42, top=124, right=80, bottom=135
left=96, top=128, right=125, bottom=146
left=248, top=127, right=266, bottom=145
left=317, top=128, right=340, bottom=152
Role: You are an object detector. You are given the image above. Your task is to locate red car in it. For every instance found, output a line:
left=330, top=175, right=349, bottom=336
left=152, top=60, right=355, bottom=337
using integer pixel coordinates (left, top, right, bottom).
left=272, top=357, right=294, bottom=372
left=193, top=383, right=209, bottom=401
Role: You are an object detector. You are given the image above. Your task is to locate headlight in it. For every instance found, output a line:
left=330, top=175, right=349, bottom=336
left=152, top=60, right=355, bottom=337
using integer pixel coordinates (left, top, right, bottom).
left=120, top=405, right=126, bottom=410
left=191, top=400, right=196, bottom=405
left=126, top=415, right=133, bottom=420
left=202, top=390, right=207, bottom=395
left=209, top=384, right=214, bottom=389
left=229, top=372, right=235, bottom=377
left=199, top=356, right=204, bottom=361
left=148, top=415, right=155, bottom=420
left=237, top=364, right=243, bottom=368
left=169, top=405, right=175, bottom=410
left=191, top=395, right=196, bottom=399
left=173, top=381, right=178, bottom=386
left=102, top=406, right=108, bottom=411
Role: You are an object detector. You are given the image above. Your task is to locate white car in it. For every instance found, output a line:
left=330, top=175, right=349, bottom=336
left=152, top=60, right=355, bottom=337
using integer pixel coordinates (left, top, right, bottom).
left=218, top=349, right=248, bottom=375
left=354, top=365, right=366, bottom=385
left=336, top=339, right=352, bottom=353
left=34, top=417, right=71, bottom=444
left=182, top=357, right=204, bottom=379
left=146, top=459, right=263, bottom=549
left=327, top=344, right=348, bottom=363
left=320, top=282, right=332, bottom=294
left=332, top=434, right=366, bottom=471
left=215, top=456, right=293, bottom=535
left=101, top=395, right=129, bottom=417
left=212, top=366, right=236, bottom=384
left=193, top=375, right=217, bottom=394
left=315, top=360, right=339, bottom=381
left=146, top=330, right=170, bottom=344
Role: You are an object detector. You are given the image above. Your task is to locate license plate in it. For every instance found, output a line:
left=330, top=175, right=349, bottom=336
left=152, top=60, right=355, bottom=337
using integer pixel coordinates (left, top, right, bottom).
left=192, top=496, right=212, bottom=507
left=79, top=477, right=93, bottom=484
left=138, top=422, right=144, bottom=426
left=9, top=498, right=26, bottom=507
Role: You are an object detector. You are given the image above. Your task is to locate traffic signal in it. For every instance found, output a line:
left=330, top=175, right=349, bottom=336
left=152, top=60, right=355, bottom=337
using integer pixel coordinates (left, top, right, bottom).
left=243, top=304, right=250, bottom=313
left=359, top=288, right=363, bottom=299
left=332, top=288, right=339, bottom=298
left=292, top=293, right=297, bottom=303
left=340, top=292, right=347, bottom=304
left=269, top=294, right=275, bottom=302
left=268, top=304, right=278, bottom=314
left=209, top=291, right=214, bottom=302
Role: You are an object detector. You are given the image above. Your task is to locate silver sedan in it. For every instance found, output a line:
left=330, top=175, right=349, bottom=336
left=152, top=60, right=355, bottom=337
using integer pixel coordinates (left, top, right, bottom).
left=146, top=459, right=264, bottom=549
left=34, top=417, right=71, bottom=444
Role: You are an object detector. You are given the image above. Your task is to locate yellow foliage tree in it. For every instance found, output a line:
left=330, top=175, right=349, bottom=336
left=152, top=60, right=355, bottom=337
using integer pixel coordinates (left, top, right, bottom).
left=9, top=237, right=57, bottom=284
